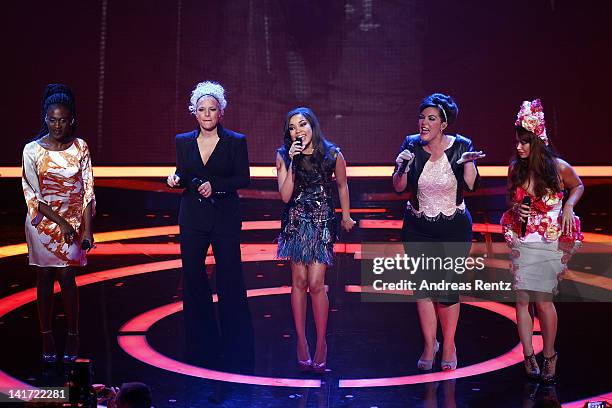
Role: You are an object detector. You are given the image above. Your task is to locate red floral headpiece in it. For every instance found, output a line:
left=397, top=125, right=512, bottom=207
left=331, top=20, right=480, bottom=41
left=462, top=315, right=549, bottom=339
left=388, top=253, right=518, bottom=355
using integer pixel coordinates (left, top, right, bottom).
left=515, top=98, right=548, bottom=146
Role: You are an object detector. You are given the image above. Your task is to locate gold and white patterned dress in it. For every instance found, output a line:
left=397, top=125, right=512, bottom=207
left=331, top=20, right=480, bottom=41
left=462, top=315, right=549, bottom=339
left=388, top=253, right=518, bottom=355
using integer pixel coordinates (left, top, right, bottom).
left=21, top=138, right=96, bottom=267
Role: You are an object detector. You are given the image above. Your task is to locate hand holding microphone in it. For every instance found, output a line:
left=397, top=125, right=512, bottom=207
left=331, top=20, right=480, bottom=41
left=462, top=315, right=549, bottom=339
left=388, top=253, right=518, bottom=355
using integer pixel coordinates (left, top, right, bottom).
left=166, top=172, right=180, bottom=188
left=290, top=136, right=304, bottom=171
left=289, top=136, right=304, bottom=159
left=518, top=196, right=532, bottom=237
left=395, top=148, right=415, bottom=175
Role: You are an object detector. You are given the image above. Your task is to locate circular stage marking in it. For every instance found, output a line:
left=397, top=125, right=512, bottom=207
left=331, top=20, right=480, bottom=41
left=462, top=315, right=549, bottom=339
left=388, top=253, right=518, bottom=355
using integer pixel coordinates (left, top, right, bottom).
left=0, top=221, right=609, bottom=403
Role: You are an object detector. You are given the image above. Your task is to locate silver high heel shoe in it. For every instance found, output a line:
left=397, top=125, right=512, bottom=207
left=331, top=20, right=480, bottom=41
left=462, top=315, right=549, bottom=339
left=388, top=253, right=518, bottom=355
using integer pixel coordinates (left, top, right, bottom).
left=441, top=346, right=457, bottom=371
left=417, top=340, right=440, bottom=370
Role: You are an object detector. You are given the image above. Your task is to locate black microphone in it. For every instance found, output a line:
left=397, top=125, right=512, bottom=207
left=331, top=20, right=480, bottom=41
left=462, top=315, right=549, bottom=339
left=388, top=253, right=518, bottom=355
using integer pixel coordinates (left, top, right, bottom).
left=397, top=142, right=415, bottom=174
left=520, top=196, right=531, bottom=237
left=292, top=136, right=303, bottom=170
left=81, top=240, right=92, bottom=251
left=192, top=177, right=203, bottom=187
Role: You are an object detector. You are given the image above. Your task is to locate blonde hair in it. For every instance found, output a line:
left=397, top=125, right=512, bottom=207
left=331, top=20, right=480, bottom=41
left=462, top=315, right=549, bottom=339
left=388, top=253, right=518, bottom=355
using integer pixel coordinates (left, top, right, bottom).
left=188, top=81, right=227, bottom=114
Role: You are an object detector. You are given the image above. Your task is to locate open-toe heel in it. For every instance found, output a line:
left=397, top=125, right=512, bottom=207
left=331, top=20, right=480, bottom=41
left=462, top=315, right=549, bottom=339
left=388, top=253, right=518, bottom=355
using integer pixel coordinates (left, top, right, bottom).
left=417, top=340, right=439, bottom=371
left=441, top=346, right=457, bottom=371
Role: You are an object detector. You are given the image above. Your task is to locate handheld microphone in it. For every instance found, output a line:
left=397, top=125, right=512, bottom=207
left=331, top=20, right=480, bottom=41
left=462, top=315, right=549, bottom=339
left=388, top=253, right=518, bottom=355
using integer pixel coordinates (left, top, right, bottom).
left=292, top=136, right=304, bottom=170
left=81, top=240, right=92, bottom=251
left=397, top=142, right=415, bottom=174
left=520, top=196, right=531, bottom=237
left=192, top=177, right=204, bottom=189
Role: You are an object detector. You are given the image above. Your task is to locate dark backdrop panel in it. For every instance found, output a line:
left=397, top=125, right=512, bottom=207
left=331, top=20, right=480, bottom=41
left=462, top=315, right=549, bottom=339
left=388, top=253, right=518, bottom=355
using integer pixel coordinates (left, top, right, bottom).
left=5, top=0, right=612, bottom=166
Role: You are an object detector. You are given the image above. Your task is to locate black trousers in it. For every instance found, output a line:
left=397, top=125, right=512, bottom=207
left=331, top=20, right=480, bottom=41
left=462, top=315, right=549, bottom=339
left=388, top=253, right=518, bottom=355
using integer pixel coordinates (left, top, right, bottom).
left=180, top=224, right=254, bottom=370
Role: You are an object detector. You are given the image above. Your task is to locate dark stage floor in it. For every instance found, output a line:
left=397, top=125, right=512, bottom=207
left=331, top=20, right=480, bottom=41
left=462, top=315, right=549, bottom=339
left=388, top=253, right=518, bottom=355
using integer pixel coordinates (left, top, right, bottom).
left=0, top=177, right=611, bottom=407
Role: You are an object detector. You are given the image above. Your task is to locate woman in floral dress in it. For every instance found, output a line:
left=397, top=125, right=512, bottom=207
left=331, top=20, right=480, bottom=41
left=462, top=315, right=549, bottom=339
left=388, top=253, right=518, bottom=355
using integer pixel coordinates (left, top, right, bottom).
left=501, top=99, right=583, bottom=383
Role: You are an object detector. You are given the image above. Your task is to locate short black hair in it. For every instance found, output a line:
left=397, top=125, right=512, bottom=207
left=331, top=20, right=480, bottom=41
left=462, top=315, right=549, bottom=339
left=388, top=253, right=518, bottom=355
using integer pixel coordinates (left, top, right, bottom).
left=419, top=93, right=459, bottom=124
left=117, top=382, right=152, bottom=408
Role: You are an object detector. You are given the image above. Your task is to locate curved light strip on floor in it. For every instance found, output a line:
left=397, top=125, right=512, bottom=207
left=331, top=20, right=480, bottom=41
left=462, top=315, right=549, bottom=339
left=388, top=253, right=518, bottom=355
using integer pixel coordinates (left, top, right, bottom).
left=117, top=336, right=320, bottom=388
left=0, top=257, right=544, bottom=390
left=0, top=230, right=609, bottom=402
left=2, top=221, right=609, bottom=259
left=0, top=221, right=281, bottom=258
left=339, top=285, right=543, bottom=387
left=118, top=287, right=323, bottom=388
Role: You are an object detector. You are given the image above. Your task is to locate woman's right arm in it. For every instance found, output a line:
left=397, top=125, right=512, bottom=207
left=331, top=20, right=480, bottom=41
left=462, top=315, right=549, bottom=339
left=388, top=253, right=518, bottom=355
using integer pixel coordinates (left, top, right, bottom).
left=392, top=168, right=408, bottom=193
left=276, top=152, right=295, bottom=203
left=392, top=148, right=414, bottom=193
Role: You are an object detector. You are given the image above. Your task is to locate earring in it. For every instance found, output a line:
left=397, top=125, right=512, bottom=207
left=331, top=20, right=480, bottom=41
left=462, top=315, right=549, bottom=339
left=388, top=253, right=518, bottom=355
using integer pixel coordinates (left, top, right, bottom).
left=70, top=118, right=75, bottom=125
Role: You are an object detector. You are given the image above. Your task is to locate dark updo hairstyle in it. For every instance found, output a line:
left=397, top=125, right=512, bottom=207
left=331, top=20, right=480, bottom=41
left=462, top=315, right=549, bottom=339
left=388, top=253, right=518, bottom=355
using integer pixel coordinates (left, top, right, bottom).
left=38, top=83, right=77, bottom=137
left=278, top=107, right=336, bottom=172
left=508, top=126, right=560, bottom=199
left=418, top=93, right=459, bottom=124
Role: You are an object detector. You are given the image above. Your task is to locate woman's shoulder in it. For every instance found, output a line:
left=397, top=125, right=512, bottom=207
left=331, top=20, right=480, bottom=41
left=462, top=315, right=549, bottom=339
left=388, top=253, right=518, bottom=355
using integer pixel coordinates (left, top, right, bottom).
left=220, top=126, right=246, bottom=142
left=23, top=139, right=41, bottom=153
left=554, top=157, right=571, bottom=171
left=74, top=137, right=90, bottom=149
left=453, top=134, right=474, bottom=146
left=176, top=130, right=198, bottom=141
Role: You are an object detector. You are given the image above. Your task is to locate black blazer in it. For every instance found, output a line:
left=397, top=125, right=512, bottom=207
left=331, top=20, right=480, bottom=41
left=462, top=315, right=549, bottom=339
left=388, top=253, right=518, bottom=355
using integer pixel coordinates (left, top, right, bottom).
left=175, top=125, right=250, bottom=232
left=396, top=134, right=480, bottom=211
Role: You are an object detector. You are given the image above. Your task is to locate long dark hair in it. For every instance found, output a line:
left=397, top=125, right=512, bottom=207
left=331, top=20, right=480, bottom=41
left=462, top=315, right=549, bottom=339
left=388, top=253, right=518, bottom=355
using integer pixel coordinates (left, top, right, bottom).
left=38, top=84, right=77, bottom=137
left=278, top=107, right=336, bottom=170
left=508, top=126, right=560, bottom=199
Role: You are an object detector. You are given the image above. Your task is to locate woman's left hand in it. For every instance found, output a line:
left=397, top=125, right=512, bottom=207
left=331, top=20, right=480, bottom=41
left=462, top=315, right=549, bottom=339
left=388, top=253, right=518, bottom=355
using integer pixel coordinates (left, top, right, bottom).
left=82, top=230, right=95, bottom=252
left=457, top=150, right=486, bottom=165
left=561, top=204, right=576, bottom=235
left=341, top=216, right=356, bottom=232
left=198, top=181, right=213, bottom=198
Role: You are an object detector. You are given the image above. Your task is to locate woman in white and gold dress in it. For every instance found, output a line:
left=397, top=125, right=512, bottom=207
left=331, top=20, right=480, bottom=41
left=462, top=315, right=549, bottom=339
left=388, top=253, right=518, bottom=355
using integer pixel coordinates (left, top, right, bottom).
left=22, top=84, right=95, bottom=363
left=501, top=99, right=583, bottom=383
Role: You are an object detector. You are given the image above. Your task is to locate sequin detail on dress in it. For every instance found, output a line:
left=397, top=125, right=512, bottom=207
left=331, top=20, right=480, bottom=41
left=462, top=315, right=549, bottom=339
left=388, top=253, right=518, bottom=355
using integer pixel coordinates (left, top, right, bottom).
left=277, top=148, right=339, bottom=265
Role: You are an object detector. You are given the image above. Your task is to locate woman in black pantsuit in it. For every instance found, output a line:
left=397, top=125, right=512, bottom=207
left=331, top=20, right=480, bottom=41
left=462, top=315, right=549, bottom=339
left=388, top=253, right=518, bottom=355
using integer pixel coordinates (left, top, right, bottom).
left=167, top=81, right=254, bottom=370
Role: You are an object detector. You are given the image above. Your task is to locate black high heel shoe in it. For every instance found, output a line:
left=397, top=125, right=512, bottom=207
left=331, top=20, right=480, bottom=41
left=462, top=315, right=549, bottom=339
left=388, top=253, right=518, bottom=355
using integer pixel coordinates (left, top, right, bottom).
left=523, top=352, right=541, bottom=380
left=541, top=352, right=558, bottom=384
left=41, top=330, right=57, bottom=364
left=62, top=332, right=79, bottom=364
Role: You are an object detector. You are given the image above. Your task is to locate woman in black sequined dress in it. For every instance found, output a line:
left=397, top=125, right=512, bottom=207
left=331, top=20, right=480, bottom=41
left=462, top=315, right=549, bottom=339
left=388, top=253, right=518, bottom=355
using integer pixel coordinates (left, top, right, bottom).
left=276, top=107, right=355, bottom=372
